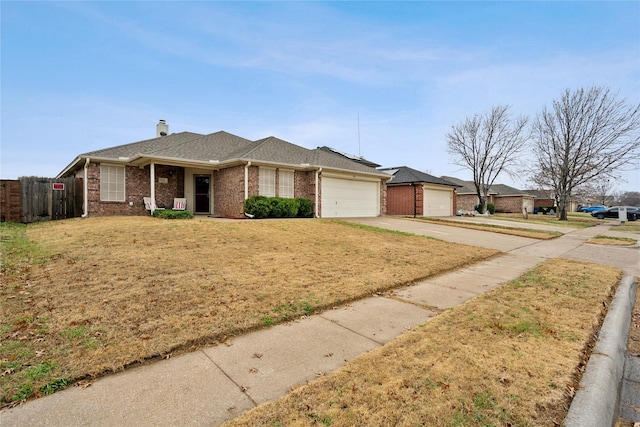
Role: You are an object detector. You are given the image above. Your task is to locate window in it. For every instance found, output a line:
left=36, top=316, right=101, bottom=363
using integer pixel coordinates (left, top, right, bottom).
left=279, top=170, right=294, bottom=198
left=259, top=168, right=276, bottom=197
left=100, top=164, right=125, bottom=201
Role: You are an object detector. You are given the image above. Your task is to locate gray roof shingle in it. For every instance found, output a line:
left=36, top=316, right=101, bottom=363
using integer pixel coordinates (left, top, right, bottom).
left=381, top=167, right=459, bottom=187
left=60, top=130, right=387, bottom=178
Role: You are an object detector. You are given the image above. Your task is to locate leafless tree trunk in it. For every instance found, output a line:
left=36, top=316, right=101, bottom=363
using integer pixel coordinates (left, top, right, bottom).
left=531, top=87, right=640, bottom=220
left=447, top=105, right=528, bottom=213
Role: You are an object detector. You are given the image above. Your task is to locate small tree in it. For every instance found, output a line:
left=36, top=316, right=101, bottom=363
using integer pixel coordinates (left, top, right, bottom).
left=447, top=105, right=529, bottom=214
left=531, top=86, right=640, bottom=220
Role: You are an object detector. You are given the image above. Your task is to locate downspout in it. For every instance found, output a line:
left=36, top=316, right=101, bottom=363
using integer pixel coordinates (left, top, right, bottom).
left=150, top=162, right=156, bottom=214
left=82, top=158, right=90, bottom=217
left=244, top=161, right=251, bottom=201
left=315, top=168, right=322, bottom=218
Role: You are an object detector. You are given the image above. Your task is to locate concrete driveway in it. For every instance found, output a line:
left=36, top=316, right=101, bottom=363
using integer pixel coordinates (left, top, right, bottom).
left=343, top=217, right=540, bottom=251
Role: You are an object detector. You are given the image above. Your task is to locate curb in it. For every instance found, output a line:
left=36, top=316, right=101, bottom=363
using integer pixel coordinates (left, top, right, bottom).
left=564, top=275, right=637, bottom=427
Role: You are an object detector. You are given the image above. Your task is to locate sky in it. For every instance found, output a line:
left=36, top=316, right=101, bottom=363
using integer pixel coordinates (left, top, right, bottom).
left=2, top=1, right=639, bottom=192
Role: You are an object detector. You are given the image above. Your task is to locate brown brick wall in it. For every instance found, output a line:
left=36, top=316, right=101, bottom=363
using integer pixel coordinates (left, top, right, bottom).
left=294, top=170, right=315, bottom=200
left=494, top=196, right=526, bottom=213
left=213, top=165, right=246, bottom=218
left=453, top=189, right=458, bottom=213
left=81, top=163, right=184, bottom=216
left=380, top=180, right=387, bottom=216
left=456, top=194, right=478, bottom=211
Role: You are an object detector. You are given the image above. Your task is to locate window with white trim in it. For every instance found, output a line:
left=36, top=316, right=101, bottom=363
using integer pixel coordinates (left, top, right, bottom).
left=279, top=170, right=294, bottom=198
left=259, top=167, right=276, bottom=197
left=100, top=164, right=126, bottom=201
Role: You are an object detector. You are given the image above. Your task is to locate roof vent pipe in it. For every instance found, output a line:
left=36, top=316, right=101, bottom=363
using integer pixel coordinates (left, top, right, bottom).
left=156, top=119, right=168, bottom=137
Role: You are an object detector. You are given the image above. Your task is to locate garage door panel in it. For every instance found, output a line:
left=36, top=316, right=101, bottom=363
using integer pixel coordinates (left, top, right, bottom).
left=423, top=188, right=452, bottom=217
left=321, top=177, right=379, bottom=218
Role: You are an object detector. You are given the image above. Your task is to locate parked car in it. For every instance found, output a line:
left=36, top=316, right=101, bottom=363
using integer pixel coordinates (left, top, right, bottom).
left=591, top=206, right=639, bottom=221
left=579, top=204, right=606, bottom=213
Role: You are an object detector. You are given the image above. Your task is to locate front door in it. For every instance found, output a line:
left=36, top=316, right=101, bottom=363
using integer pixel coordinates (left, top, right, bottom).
left=194, top=175, right=211, bottom=214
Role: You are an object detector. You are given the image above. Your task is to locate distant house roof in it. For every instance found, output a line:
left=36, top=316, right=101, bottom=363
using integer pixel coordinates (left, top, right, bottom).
left=441, top=176, right=532, bottom=196
left=58, top=131, right=389, bottom=179
left=317, top=146, right=381, bottom=168
left=524, top=189, right=555, bottom=199
left=380, top=167, right=459, bottom=187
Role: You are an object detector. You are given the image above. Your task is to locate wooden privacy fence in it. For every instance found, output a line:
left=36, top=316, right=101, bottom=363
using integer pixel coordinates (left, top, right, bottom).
left=0, top=177, right=83, bottom=223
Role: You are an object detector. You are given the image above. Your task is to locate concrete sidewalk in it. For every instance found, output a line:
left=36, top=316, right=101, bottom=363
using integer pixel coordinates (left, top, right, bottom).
left=1, top=218, right=638, bottom=426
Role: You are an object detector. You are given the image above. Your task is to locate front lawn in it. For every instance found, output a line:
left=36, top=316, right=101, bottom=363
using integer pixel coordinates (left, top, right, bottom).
left=0, top=217, right=497, bottom=405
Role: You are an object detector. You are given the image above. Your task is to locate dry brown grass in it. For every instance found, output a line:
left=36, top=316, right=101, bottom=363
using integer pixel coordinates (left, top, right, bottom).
left=226, top=259, right=621, bottom=427
left=410, top=217, right=563, bottom=239
left=587, top=235, right=637, bottom=246
left=1, top=217, right=497, bottom=404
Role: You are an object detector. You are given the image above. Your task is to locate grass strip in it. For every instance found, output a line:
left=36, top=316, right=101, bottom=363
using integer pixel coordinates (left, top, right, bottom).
left=409, top=217, right=563, bottom=240
left=587, top=235, right=637, bottom=246
left=226, top=258, right=621, bottom=427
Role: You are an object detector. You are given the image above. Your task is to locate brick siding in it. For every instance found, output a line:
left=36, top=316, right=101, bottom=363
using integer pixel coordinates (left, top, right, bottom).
left=213, top=165, right=246, bottom=218
left=494, top=196, right=532, bottom=213
left=81, top=163, right=184, bottom=216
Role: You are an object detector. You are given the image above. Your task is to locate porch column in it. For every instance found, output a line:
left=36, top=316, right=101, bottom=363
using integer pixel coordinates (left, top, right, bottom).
left=150, top=163, right=156, bottom=213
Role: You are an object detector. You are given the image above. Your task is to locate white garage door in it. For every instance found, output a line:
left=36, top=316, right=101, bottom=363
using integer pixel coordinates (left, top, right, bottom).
left=423, top=187, right=452, bottom=217
left=321, top=176, right=379, bottom=218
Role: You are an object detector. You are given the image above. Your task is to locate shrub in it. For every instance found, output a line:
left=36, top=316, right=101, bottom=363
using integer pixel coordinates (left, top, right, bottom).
left=296, top=198, right=314, bottom=218
left=152, top=209, right=194, bottom=219
left=487, top=203, right=495, bottom=214
left=279, top=198, right=299, bottom=217
left=269, top=197, right=286, bottom=218
left=244, top=196, right=271, bottom=219
left=244, top=196, right=314, bottom=218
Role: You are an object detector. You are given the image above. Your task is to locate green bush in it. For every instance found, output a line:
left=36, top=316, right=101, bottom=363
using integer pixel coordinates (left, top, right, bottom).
left=244, top=196, right=271, bottom=218
left=269, top=197, right=286, bottom=218
left=296, top=198, right=314, bottom=218
left=152, top=209, right=194, bottom=219
left=244, top=196, right=314, bottom=218
left=280, top=198, right=299, bottom=217
left=487, top=202, right=495, bottom=215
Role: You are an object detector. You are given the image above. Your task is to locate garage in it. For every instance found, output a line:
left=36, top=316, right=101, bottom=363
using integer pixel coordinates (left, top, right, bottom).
left=321, top=176, right=380, bottom=218
left=423, top=185, right=453, bottom=217
left=380, top=166, right=458, bottom=217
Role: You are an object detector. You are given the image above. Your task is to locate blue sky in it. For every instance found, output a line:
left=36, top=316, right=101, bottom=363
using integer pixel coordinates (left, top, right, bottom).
left=2, top=1, right=639, bottom=192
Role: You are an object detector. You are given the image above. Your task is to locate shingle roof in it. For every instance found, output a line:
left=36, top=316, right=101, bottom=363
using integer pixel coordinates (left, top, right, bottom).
left=317, top=146, right=381, bottom=168
left=441, top=176, right=531, bottom=196
left=380, top=167, right=459, bottom=187
left=59, top=131, right=388, bottom=178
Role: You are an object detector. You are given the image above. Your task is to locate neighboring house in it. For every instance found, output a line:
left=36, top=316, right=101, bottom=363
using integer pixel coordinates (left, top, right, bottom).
left=524, top=189, right=556, bottom=209
left=442, top=177, right=535, bottom=214
left=380, top=167, right=459, bottom=217
left=57, top=121, right=391, bottom=219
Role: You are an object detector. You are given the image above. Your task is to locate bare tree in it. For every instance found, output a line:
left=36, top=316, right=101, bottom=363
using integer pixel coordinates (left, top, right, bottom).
left=619, top=191, right=640, bottom=206
left=577, top=178, right=616, bottom=206
left=532, top=86, right=640, bottom=220
left=447, top=105, right=528, bottom=213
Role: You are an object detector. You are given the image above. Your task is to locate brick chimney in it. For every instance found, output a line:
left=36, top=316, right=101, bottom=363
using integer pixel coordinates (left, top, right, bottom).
left=156, top=119, right=168, bottom=137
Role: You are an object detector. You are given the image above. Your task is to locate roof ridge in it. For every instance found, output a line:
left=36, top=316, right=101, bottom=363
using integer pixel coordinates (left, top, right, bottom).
left=82, top=131, right=203, bottom=156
